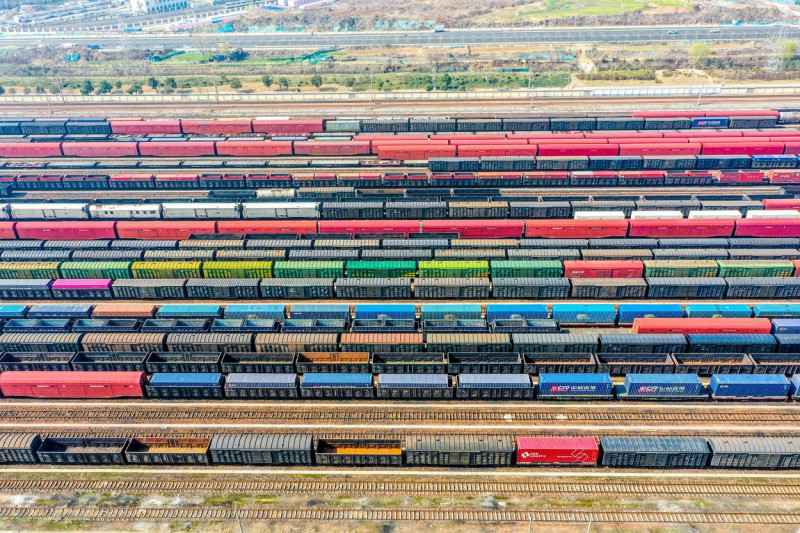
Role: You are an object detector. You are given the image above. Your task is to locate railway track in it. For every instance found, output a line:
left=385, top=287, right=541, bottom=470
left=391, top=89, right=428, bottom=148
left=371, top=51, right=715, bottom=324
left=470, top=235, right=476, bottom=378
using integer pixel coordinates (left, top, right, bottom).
left=0, top=506, right=796, bottom=524
left=0, top=478, right=797, bottom=497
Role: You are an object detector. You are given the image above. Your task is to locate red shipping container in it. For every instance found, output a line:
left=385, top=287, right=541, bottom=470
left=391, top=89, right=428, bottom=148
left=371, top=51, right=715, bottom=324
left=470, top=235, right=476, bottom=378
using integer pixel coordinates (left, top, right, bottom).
left=180, top=119, right=252, bottom=134
left=0, top=142, right=62, bottom=158
left=618, top=143, right=701, bottom=156
left=216, top=220, right=317, bottom=236
left=722, top=109, right=780, bottom=117
left=319, top=220, right=420, bottom=236
left=784, top=142, right=800, bottom=155
left=252, top=119, right=324, bottom=135
left=0, top=222, right=16, bottom=239
left=214, top=141, right=293, bottom=157
left=293, top=141, right=371, bottom=156
left=436, top=134, right=508, bottom=141
left=0, top=371, right=145, bottom=398
left=632, top=318, right=772, bottom=335
left=700, top=142, right=783, bottom=156
left=524, top=219, right=628, bottom=239
left=632, top=111, right=706, bottom=118
left=628, top=219, right=734, bottom=238
left=506, top=133, right=584, bottom=140
left=564, top=260, right=644, bottom=278
left=536, top=143, right=619, bottom=157
left=734, top=218, right=800, bottom=237
left=15, top=221, right=116, bottom=240
left=534, top=138, right=610, bottom=145
left=717, top=171, right=765, bottom=184
left=457, top=145, right=537, bottom=157
left=746, top=130, right=800, bottom=137
left=516, top=437, right=599, bottom=465
left=762, top=198, right=800, bottom=209
left=607, top=137, right=682, bottom=144
left=109, top=120, right=181, bottom=135
left=671, top=131, right=743, bottom=138
left=116, top=221, right=215, bottom=240
left=138, top=142, right=216, bottom=157
left=423, top=219, right=524, bottom=238
left=584, top=132, right=659, bottom=139
left=61, top=141, right=139, bottom=158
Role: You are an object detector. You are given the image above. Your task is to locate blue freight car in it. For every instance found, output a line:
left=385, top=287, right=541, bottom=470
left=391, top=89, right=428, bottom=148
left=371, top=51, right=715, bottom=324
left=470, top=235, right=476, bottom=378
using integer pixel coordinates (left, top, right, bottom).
left=710, top=374, right=790, bottom=400
left=485, top=304, right=549, bottom=322
left=536, top=373, right=613, bottom=400
left=157, top=305, right=222, bottom=318
left=617, top=304, right=684, bottom=325
left=772, top=319, right=800, bottom=334
left=224, top=304, right=285, bottom=321
left=145, top=373, right=224, bottom=399
left=354, top=304, right=416, bottom=320
left=551, top=304, right=616, bottom=326
left=683, top=304, right=753, bottom=318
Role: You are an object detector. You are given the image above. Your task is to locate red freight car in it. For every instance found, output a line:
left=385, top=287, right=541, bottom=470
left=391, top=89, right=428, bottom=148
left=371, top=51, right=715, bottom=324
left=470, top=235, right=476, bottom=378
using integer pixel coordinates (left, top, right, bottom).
left=632, top=318, right=772, bottom=335
left=700, top=142, right=784, bottom=156
left=631, top=111, right=706, bottom=118
left=108, top=174, right=155, bottom=187
left=116, top=221, right=215, bottom=240
left=783, top=142, right=800, bottom=154
left=723, top=109, right=780, bottom=117
left=524, top=219, right=628, bottom=239
left=762, top=198, right=800, bottom=209
left=355, top=134, right=431, bottom=141
left=180, top=119, right=252, bottom=135
left=376, top=145, right=457, bottom=159
left=216, top=220, right=317, bottom=236
left=422, top=219, right=524, bottom=238
left=618, top=143, right=701, bottom=156
left=516, top=437, right=599, bottom=466
left=252, top=119, right=324, bottom=135
left=716, top=170, right=765, bottom=184
left=456, top=145, right=537, bottom=157
left=293, top=141, right=371, bottom=156
left=61, top=142, right=139, bottom=158
left=536, top=144, right=619, bottom=157
left=0, top=371, right=145, bottom=398
left=563, top=260, right=644, bottom=278
left=734, top=218, right=800, bottom=237
left=628, top=219, right=734, bottom=238
left=214, top=141, right=294, bottom=157
left=109, top=120, right=181, bottom=135
left=0, top=142, right=63, bottom=158
left=319, top=220, right=420, bottom=237
left=138, top=142, right=216, bottom=157
left=0, top=222, right=16, bottom=239
left=15, top=221, right=117, bottom=240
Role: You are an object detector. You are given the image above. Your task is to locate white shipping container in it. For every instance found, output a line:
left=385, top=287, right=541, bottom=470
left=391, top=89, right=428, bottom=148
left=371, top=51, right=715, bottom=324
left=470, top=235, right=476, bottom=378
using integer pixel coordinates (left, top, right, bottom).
left=10, top=202, right=89, bottom=220
left=255, top=188, right=296, bottom=198
left=89, top=203, right=162, bottom=220
left=747, top=209, right=800, bottom=219
left=573, top=210, right=625, bottom=220
left=162, top=202, right=239, bottom=220
left=630, top=210, right=684, bottom=220
left=242, top=202, right=320, bottom=219
left=688, top=210, right=742, bottom=219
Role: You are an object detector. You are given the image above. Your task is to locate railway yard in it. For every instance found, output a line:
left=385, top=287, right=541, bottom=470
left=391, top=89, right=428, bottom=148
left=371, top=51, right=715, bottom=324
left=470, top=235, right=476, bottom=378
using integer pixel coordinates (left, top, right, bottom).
left=4, top=107, right=800, bottom=531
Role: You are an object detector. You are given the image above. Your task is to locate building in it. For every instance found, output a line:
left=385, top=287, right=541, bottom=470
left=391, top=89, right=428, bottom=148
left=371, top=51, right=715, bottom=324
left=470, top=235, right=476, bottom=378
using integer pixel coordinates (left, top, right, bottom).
left=130, top=0, right=187, bottom=14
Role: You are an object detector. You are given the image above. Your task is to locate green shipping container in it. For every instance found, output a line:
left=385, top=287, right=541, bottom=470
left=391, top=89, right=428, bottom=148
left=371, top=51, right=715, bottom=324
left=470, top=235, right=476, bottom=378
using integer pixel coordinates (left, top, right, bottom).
left=0, top=261, right=62, bottom=279
left=202, top=261, right=273, bottom=278
left=131, top=261, right=203, bottom=279
left=717, top=260, right=795, bottom=278
left=273, top=261, right=345, bottom=279
left=325, top=119, right=361, bottom=132
left=490, top=260, right=562, bottom=278
left=418, top=260, right=490, bottom=278
left=643, top=260, right=719, bottom=277
left=346, top=261, right=417, bottom=278
left=59, top=261, right=133, bottom=279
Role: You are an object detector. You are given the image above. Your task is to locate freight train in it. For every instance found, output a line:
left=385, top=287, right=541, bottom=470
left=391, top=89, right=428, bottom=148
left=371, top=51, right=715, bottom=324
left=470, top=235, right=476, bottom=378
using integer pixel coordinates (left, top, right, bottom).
left=2, top=433, right=799, bottom=469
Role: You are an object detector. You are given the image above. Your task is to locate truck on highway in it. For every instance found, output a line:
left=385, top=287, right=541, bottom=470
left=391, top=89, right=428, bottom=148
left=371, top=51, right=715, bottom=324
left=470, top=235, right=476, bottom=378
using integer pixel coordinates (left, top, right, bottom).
left=434, top=25, right=445, bottom=32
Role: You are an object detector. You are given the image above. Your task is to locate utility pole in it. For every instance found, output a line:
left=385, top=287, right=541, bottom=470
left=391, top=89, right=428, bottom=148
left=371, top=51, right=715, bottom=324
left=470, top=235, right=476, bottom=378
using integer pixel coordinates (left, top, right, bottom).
left=766, top=11, right=791, bottom=72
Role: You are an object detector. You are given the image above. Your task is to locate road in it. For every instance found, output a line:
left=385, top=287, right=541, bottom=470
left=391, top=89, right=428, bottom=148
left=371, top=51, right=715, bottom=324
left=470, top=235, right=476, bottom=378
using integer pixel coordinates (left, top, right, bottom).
left=0, top=25, right=796, bottom=51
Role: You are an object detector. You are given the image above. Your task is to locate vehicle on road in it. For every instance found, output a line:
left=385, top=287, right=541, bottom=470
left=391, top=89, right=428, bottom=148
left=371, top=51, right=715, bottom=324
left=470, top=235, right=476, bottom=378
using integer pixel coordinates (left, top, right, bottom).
left=667, top=30, right=679, bottom=34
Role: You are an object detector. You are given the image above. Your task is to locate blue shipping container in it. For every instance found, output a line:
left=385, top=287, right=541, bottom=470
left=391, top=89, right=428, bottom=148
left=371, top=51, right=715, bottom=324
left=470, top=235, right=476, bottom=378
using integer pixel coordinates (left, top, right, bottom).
left=684, top=304, right=752, bottom=318
left=28, top=304, right=92, bottom=318
left=355, top=304, right=416, bottom=320
left=224, top=304, right=285, bottom=320
left=458, top=374, right=531, bottom=388
left=691, top=117, right=730, bottom=128
left=537, top=373, right=613, bottom=397
left=0, top=305, right=28, bottom=317
left=302, top=373, right=372, bottom=388
left=552, top=304, right=616, bottom=325
left=485, top=304, right=548, bottom=322
left=149, top=373, right=223, bottom=387
left=710, top=374, right=790, bottom=399
left=772, top=319, right=800, bottom=334
left=289, top=304, right=350, bottom=321
left=775, top=334, right=800, bottom=352
left=377, top=374, right=449, bottom=388
left=225, top=373, right=297, bottom=388
left=753, top=304, right=800, bottom=318
left=790, top=375, right=800, bottom=398
left=623, top=374, right=705, bottom=397
left=421, top=304, right=482, bottom=320
left=687, top=333, right=777, bottom=353
left=617, top=304, right=684, bottom=325
left=158, top=305, right=222, bottom=318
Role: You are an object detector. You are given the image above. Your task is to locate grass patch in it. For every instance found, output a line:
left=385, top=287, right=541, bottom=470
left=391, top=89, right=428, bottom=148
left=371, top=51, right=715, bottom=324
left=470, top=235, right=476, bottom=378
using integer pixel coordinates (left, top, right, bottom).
left=492, top=0, right=694, bottom=21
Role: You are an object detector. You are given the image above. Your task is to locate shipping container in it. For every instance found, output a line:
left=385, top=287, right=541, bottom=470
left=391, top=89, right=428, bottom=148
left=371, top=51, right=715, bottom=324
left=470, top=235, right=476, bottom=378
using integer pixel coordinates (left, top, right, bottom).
left=710, top=374, right=790, bottom=400
left=536, top=373, right=612, bottom=399
left=516, top=437, right=599, bottom=466
left=620, top=373, right=706, bottom=400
